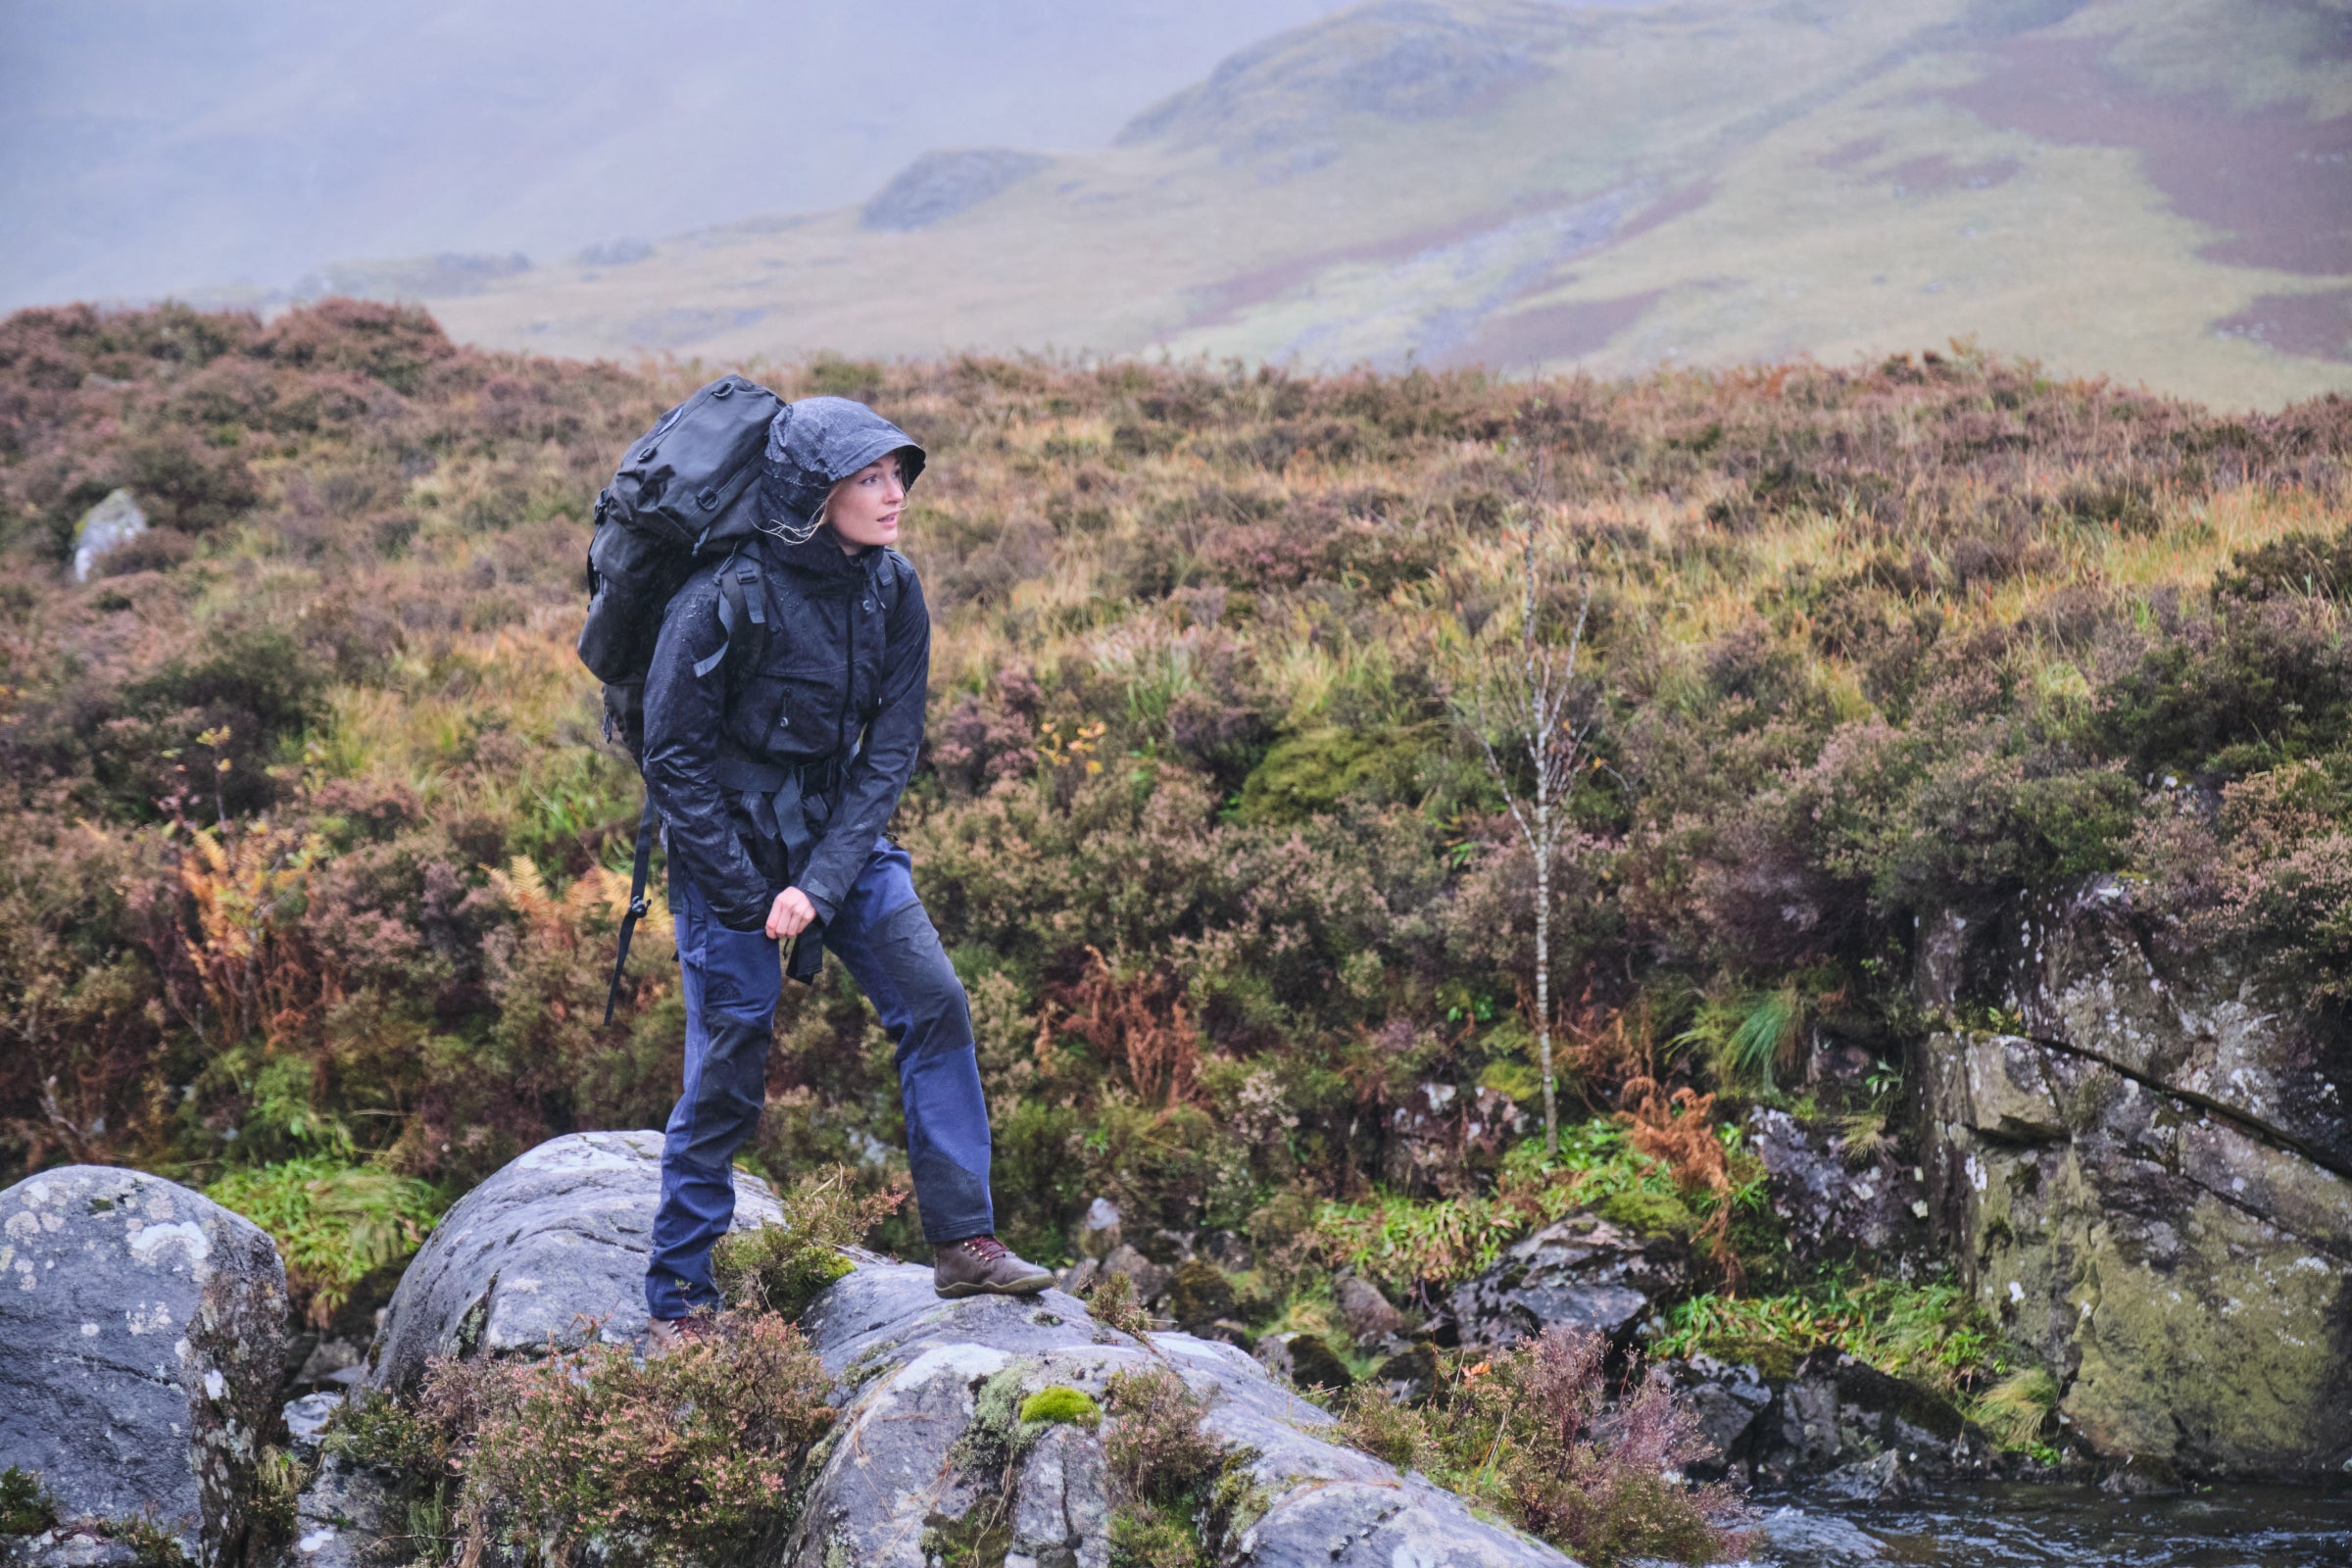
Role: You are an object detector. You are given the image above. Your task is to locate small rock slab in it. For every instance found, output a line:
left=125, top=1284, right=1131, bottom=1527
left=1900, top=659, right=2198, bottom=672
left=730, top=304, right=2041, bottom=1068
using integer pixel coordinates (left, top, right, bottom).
left=785, top=1260, right=1577, bottom=1568
left=0, top=1166, right=287, bottom=1567
left=364, top=1129, right=780, bottom=1394
left=71, top=490, right=147, bottom=583
left=1449, top=1211, right=1687, bottom=1351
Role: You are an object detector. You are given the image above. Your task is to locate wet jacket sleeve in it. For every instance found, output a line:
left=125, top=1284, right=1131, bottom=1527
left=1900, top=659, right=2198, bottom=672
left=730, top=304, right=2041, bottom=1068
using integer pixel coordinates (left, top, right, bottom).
left=795, top=569, right=930, bottom=923
left=641, top=573, right=775, bottom=931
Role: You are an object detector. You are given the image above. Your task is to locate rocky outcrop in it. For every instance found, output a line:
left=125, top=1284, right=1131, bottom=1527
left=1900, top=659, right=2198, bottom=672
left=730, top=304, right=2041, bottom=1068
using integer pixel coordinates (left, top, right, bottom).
left=364, top=1129, right=780, bottom=1395
left=1447, top=1211, right=1687, bottom=1350
left=0, top=1167, right=288, bottom=1567
left=1746, top=1107, right=1932, bottom=1275
left=1917, top=880, right=2352, bottom=1478
left=786, top=1261, right=1576, bottom=1568
left=1655, top=1350, right=1991, bottom=1498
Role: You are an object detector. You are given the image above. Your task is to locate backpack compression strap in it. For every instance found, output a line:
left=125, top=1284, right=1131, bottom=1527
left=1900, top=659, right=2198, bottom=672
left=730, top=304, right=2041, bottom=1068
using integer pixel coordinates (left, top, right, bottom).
left=604, top=796, right=661, bottom=1025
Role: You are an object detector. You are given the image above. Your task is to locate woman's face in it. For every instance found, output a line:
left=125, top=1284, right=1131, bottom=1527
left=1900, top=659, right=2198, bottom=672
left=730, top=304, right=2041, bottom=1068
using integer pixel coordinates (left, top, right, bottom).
left=825, top=451, right=908, bottom=553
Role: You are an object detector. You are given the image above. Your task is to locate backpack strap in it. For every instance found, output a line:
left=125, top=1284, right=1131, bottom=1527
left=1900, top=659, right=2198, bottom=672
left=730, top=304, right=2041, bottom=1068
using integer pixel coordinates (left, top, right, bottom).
left=603, top=796, right=661, bottom=1026
left=693, top=548, right=768, bottom=679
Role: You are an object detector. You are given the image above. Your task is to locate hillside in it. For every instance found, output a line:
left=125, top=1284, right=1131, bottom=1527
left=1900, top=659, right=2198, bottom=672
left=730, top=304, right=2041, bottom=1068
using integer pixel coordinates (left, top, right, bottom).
left=3, top=288, right=2348, bottom=1273
left=404, top=0, right=2352, bottom=412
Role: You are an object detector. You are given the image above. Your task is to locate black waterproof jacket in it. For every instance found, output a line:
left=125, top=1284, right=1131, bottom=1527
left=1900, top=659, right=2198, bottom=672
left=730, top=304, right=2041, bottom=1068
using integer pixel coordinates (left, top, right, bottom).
left=640, top=399, right=928, bottom=932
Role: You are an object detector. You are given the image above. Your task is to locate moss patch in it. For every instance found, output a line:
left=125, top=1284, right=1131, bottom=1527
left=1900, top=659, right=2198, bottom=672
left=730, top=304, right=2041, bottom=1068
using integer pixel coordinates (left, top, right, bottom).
left=1018, top=1386, right=1103, bottom=1428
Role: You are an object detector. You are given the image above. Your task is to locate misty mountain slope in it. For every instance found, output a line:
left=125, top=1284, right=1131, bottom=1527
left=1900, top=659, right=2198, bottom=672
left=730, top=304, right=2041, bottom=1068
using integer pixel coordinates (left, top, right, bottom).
left=0, top=0, right=1343, bottom=311
left=416, top=0, right=2350, bottom=409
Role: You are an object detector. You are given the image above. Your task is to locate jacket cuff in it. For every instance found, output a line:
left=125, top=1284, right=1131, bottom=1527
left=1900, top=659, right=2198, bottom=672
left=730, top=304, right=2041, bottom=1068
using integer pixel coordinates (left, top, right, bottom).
left=799, top=879, right=841, bottom=925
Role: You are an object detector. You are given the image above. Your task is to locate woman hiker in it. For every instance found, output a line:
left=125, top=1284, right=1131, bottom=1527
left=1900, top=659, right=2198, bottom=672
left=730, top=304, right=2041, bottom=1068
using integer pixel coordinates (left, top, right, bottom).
left=638, top=395, right=1053, bottom=1341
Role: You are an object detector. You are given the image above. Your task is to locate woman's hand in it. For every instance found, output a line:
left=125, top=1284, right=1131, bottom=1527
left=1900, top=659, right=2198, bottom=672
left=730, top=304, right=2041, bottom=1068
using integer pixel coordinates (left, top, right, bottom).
left=766, top=887, right=818, bottom=940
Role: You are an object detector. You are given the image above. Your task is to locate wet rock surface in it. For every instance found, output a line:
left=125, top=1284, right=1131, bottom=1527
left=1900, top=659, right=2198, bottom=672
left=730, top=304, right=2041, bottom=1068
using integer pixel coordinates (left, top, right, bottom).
left=1656, top=1349, right=1989, bottom=1498
left=1447, top=1210, right=1687, bottom=1350
left=787, top=1260, right=1576, bottom=1567
left=1747, top=1107, right=1932, bottom=1273
left=1919, top=879, right=2352, bottom=1478
left=0, top=1166, right=287, bottom=1567
left=364, top=1129, right=779, bottom=1395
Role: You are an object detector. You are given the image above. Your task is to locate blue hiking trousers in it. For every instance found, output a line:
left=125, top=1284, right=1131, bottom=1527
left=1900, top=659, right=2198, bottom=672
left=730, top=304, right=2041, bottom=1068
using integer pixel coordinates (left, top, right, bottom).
left=644, top=835, right=994, bottom=1319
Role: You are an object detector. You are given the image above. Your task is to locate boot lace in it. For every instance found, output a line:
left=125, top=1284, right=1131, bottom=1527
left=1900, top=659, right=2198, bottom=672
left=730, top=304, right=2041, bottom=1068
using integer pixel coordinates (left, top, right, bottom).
left=960, top=1235, right=1009, bottom=1261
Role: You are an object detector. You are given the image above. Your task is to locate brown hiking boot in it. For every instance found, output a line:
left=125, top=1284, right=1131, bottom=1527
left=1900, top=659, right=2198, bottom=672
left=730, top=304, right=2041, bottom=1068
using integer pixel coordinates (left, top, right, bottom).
left=933, top=1235, right=1054, bottom=1298
left=645, top=1313, right=718, bottom=1356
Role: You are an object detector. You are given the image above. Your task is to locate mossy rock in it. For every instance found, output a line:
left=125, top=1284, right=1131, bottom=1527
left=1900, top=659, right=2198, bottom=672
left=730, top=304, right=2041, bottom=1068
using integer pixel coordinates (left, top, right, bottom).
left=1700, top=1335, right=1797, bottom=1384
left=1286, top=1334, right=1355, bottom=1393
left=1017, top=1386, right=1102, bottom=1428
left=1598, top=1187, right=1699, bottom=1241
left=1373, top=1343, right=1438, bottom=1401
left=1169, top=1259, right=1238, bottom=1329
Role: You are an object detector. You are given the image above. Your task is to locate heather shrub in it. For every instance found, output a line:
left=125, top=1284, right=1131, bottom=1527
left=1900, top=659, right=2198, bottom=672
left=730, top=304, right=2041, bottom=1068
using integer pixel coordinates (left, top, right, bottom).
left=332, top=1310, right=833, bottom=1568
left=1102, top=1368, right=1261, bottom=1568
left=1335, top=1329, right=1750, bottom=1566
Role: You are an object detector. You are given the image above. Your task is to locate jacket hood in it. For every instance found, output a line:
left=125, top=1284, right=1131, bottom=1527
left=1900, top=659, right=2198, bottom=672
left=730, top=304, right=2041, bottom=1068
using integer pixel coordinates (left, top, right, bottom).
left=759, top=396, right=926, bottom=534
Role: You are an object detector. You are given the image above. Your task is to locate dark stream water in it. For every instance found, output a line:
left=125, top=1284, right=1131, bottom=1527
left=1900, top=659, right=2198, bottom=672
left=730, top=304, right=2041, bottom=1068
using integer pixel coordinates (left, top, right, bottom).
left=1742, top=1483, right=2352, bottom=1567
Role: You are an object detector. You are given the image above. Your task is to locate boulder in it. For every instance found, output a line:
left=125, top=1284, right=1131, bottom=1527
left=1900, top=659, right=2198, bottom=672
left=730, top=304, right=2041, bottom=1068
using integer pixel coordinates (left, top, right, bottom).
left=363, top=1129, right=780, bottom=1395
left=288, top=1455, right=394, bottom=1568
left=0, top=1166, right=288, bottom=1567
left=1370, top=1342, right=1438, bottom=1403
left=1333, top=1272, right=1406, bottom=1348
left=1072, top=1197, right=1122, bottom=1259
left=1253, top=1331, right=1353, bottom=1393
left=1093, top=1242, right=1170, bottom=1306
left=1005, top=1422, right=1109, bottom=1568
left=1166, top=1258, right=1236, bottom=1330
left=1746, top=1107, right=1931, bottom=1273
left=1918, top=879, right=2352, bottom=1478
left=1650, top=1354, right=1772, bottom=1481
left=1748, top=1349, right=1989, bottom=1490
left=785, top=1261, right=1576, bottom=1568
left=70, top=490, right=147, bottom=583
left=1447, top=1211, right=1687, bottom=1351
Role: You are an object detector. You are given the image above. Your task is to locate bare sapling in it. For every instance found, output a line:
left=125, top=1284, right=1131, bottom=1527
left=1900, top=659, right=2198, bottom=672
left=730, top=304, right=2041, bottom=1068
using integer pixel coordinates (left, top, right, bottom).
left=1452, top=501, right=1597, bottom=1155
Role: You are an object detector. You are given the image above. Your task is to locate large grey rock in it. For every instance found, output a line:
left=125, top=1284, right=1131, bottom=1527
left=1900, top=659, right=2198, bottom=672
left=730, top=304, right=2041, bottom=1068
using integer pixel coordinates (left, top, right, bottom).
left=0, top=1166, right=288, bottom=1566
left=1651, top=1354, right=1773, bottom=1481
left=1917, top=879, right=2352, bottom=1479
left=1747, top=1107, right=1931, bottom=1274
left=783, top=1259, right=1578, bottom=1568
left=363, top=1129, right=780, bottom=1394
left=1748, top=1350, right=1987, bottom=1492
left=1448, top=1211, right=1687, bottom=1351
left=70, top=490, right=147, bottom=583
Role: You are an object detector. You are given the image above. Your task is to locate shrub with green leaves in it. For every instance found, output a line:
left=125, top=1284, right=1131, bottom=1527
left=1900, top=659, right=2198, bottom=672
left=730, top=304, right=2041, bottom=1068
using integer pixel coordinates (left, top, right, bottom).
left=205, top=1155, right=445, bottom=1326
left=710, top=1164, right=904, bottom=1321
left=0, top=1467, right=55, bottom=1536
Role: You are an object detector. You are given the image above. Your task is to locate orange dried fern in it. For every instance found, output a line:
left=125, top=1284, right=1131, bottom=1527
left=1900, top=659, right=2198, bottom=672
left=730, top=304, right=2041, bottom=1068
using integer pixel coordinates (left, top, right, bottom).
left=1615, top=1076, right=1742, bottom=1287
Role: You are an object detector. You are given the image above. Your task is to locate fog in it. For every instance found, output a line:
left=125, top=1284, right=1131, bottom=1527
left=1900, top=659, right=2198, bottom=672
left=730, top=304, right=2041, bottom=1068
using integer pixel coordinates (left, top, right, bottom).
left=0, top=0, right=1350, bottom=310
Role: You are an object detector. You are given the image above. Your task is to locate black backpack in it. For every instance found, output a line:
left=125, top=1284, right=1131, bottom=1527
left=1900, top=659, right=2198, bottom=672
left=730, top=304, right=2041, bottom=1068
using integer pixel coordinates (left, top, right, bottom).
left=579, top=372, right=782, bottom=1019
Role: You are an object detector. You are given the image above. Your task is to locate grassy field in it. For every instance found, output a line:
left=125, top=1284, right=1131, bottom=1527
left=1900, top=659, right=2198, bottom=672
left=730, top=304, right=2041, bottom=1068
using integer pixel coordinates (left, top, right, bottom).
left=404, top=0, right=2352, bottom=411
